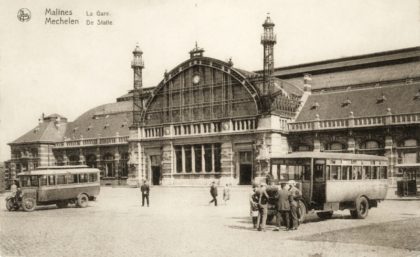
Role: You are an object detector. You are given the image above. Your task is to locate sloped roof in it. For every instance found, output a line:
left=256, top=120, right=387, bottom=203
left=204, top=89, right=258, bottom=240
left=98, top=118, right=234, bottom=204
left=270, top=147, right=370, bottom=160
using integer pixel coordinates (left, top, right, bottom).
left=11, top=120, right=67, bottom=144
left=64, top=101, right=132, bottom=139
left=295, top=82, right=420, bottom=122
left=282, top=61, right=420, bottom=91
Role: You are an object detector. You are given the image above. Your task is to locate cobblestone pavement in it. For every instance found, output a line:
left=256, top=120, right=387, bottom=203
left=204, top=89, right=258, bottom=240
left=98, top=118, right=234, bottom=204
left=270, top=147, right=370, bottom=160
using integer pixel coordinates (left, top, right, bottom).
left=1, top=186, right=420, bottom=257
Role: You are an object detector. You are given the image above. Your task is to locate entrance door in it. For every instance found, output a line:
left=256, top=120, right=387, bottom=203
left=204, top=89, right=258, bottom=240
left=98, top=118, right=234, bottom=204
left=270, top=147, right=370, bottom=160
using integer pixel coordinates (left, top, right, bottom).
left=152, top=166, right=161, bottom=185
left=240, top=164, right=252, bottom=185
left=239, top=151, right=253, bottom=185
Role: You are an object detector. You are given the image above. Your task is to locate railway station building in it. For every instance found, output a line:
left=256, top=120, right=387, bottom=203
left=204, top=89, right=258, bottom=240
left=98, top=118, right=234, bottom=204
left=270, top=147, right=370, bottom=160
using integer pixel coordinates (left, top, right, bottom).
left=6, top=16, right=420, bottom=191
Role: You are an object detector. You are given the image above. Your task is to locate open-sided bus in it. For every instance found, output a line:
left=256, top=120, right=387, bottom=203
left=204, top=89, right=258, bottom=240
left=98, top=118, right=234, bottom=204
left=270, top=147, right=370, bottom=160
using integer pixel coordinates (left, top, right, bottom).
left=13, top=165, right=100, bottom=212
left=269, top=152, right=388, bottom=220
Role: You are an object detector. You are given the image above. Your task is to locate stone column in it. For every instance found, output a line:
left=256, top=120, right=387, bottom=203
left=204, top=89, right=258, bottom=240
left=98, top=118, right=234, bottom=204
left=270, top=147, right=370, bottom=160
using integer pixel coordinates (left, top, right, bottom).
left=384, top=135, right=396, bottom=185
left=79, top=149, right=85, bottom=165
left=114, top=151, right=121, bottom=178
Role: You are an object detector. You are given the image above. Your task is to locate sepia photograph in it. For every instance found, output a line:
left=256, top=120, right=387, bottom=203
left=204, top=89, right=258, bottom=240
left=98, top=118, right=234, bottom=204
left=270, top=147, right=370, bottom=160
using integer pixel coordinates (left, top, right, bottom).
left=0, top=0, right=420, bottom=256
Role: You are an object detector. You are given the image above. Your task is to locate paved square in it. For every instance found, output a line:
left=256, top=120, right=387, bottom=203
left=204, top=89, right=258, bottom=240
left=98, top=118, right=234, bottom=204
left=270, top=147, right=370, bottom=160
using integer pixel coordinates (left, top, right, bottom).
left=1, top=186, right=420, bottom=257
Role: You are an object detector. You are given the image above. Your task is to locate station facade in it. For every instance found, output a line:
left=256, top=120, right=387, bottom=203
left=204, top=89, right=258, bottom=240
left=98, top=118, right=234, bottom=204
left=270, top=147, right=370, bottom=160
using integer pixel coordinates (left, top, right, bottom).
left=6, top=16, right=420, bottom=189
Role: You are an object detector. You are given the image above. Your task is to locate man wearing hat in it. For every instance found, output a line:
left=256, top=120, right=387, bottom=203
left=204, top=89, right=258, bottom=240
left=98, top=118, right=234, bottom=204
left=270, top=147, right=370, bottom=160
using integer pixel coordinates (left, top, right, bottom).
left=288, top=180, right=302, bottom=230
left=274, top=183, right=291, bottom=231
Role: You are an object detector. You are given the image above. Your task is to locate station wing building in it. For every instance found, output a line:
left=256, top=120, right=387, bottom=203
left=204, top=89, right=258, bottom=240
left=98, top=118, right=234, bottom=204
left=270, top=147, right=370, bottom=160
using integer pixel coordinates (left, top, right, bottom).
left=6, top=16, right=420, bottom=190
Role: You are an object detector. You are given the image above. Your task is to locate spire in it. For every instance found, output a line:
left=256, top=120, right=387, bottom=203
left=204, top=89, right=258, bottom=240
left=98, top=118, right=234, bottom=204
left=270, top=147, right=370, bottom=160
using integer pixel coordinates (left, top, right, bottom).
left=261, top=13, right=276, bottom=96
left=189, top=42, right=204, bottom=58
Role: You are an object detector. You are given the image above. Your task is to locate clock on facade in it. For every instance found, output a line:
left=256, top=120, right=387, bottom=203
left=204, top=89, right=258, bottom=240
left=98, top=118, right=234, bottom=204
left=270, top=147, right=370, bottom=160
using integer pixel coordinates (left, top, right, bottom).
left=192, top=74, right=200, bottom=84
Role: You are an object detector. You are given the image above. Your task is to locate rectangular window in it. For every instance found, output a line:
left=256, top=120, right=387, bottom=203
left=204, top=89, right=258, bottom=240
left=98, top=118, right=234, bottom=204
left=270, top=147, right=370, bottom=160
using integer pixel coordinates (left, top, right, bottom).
left=353, top=166, right=362, bottom=180
left=89, top=173, right=98, bottom=182
left=194, top=145, right=202, bottom=172
left=372, top=166, right=379, bottom=179
left=279, top=165, right=288, bottom=180
left=175, top=146, right=183, bottom=173
left=342, top=166, right=351, bottom=180
left=331, top=166, right=341, bottom=180
left=48, top=175, right=55, bottom=186
left=214, top=144, right=221, bottom=172
left=379, top=166, right=388, bottom=179
left=79, top=174, right=88, bottom=183
left=185, top=146, right=192, bottom=173
left=204, top=144, right=212, bottom=172
left=362, top=166, right=371, bottom=179
left=30, top=176, right=39, bottom=187
left=57, top=175, right=66, bottom=185
left=314, top=164, right=325, bottom=182
left=40, top=175, right=48, bottom=186
left=67, top=174, right=78, bottom=184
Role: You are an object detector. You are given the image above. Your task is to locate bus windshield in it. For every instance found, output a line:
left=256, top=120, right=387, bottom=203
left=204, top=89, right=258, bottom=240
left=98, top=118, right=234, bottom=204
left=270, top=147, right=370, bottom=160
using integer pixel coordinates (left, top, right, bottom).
left=271, top=158, right=311, bottom=181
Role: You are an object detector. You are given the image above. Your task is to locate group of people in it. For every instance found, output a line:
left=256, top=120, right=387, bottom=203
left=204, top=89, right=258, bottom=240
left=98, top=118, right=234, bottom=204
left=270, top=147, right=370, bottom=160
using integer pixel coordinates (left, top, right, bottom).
left=249, top=180, right=302, bottom=232
left=209, top=181, right=231, bottom=206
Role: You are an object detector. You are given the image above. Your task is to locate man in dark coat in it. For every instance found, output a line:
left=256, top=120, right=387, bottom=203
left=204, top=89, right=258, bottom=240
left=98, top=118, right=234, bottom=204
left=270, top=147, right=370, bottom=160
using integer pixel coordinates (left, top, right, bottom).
left=274, top=183, right=291, bottom=231
left=209, top=181, right=218, bottom=206
left=256, top=183, right=269, bottom=231
left=288, top=180, right=302, bottom=230
left=140, top=180, right=150, bottom=207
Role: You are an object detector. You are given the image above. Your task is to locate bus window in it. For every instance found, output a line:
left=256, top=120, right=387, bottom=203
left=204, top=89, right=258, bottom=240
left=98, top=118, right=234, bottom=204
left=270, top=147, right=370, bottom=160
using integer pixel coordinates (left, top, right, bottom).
left=372, top=167, right=378, bottom=179
left=314, top=164, right=325, bottom=182
left=326, top=166, right=330, bottom=180
left=331, top=166, right=341, bottom=180
left=21, top=176, right=31, bottom=187
left=353, top=166, right=362, bottom=180
left=363, top=166, right=372, bottom=179
left=342, top=166, right=351, bottom=180
left=40, top=175, right=48, bottom=186
left=57, top=175, right=66, bottom=185
left=279, top=165, right=288, bottom=180
left=303, top=165, right=311, bottom=181
left=89, top=173, right=98, bottom=182
left=30, top=176, right=39, bottom=187
left=67, top=174, right=78, bottom=184
left=271, top=165, right=278, bottom=180
left=380, top=166, right=388, bottom=179
left=79, top=174, right=88, bottom=183
left=48, top=175, right=56, bottom=186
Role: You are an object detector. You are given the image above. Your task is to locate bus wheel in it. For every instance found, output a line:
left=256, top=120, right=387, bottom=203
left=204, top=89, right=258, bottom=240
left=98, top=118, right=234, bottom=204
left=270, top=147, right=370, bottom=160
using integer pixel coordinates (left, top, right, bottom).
left=317, top=211, right=333, bottom=219
left=76, top=194, right=89, bottom=208
left=56, top=201, right=69, bottom=208
left=6, top=198, right=14, bottom=211
left=354, top=196, right=369, bottom=219
left=298, top=200, right=306, bottom=223
left=22, top=198, right=36, bottom=212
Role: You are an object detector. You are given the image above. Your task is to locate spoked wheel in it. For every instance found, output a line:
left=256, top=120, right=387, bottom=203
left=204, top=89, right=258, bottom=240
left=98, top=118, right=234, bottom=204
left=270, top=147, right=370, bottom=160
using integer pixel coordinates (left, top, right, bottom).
left=22, top=198, right=36, bottom=212
left=6, top=199, right=15, bottom=211
left=317, top=211, right=334, bottom=219
left=352, top=196, right=369, bottom=219
left=76, top=194, right=89, bottom=208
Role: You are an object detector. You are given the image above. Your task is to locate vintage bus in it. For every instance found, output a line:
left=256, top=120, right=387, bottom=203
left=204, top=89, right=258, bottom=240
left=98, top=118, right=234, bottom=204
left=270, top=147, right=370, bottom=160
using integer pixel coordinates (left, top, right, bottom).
left=11, top=165, right=100, bottom=212
left=268, top=152, right=388, bottom=221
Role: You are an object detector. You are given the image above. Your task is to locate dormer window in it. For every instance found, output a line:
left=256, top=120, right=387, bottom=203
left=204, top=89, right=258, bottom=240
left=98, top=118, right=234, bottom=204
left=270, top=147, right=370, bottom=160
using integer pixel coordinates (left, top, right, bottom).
left=73, top=127, right=79, bottom=133
left=87, top=125, right=93, bottom=131
left=414, top=89, right=420, bottom=100
left=104, top=123, right=110, bottom=129
left=310, top=102, right=320, bottom=110
left=342, top=98, right=351, bottom=107
left=376, top=94, right=386, bottom=103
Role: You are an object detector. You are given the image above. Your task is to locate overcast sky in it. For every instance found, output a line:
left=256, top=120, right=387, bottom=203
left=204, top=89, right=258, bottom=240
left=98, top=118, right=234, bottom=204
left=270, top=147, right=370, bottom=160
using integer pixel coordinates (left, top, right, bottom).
left=0, top=0, right=419, bottom=161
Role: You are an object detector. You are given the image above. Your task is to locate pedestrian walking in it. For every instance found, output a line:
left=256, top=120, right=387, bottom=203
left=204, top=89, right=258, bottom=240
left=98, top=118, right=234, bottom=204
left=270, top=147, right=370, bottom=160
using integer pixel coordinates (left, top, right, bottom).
left=256, top=183, right=269, bottom=231
left=209, top=181, right=218, bottom=206
left=288, top=180, right=302, bottom=230
left=274, top=183, right=291, bottom=231
left=249, top=185, right=259, bottom=228
left=140, top=180, right=150, bottom=207
left=223, top=183, right=231, bottom=205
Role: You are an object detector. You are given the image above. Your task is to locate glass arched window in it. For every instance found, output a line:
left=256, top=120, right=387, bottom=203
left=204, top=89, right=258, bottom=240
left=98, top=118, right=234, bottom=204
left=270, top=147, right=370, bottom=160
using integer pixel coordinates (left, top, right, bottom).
left=103, top=153, right=115, bottom=177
